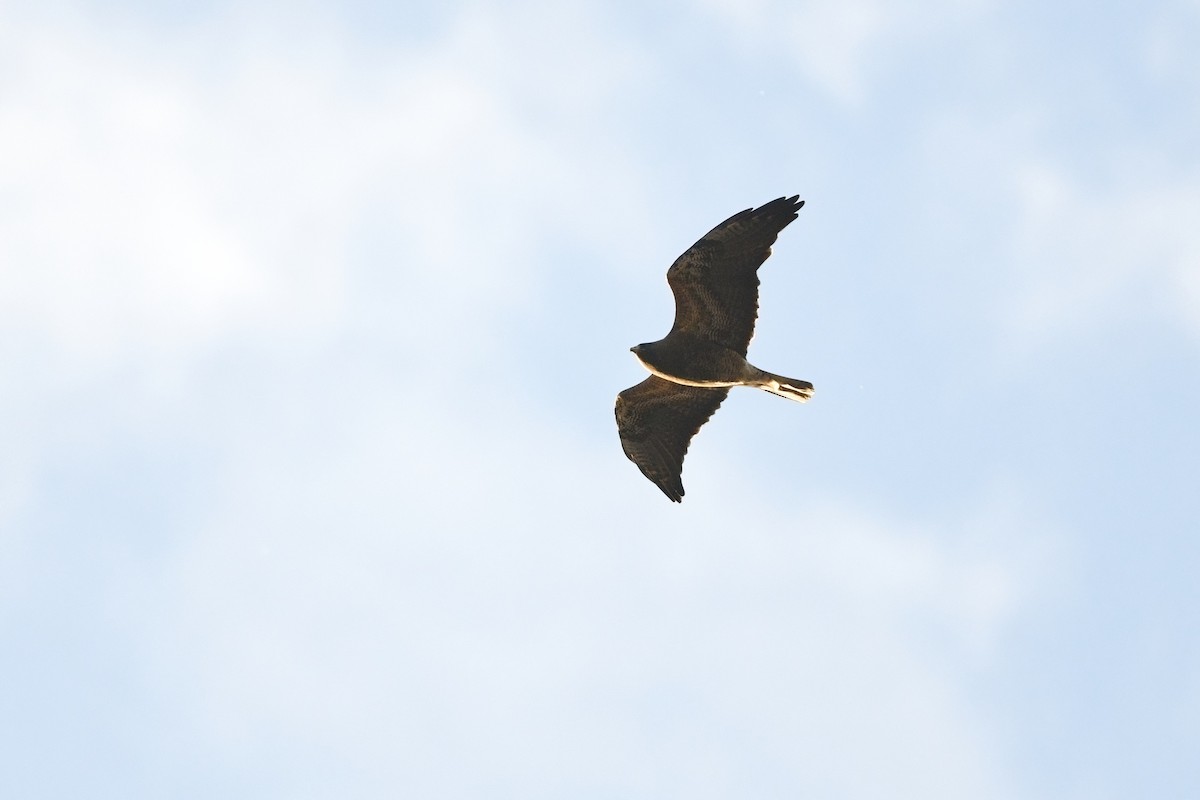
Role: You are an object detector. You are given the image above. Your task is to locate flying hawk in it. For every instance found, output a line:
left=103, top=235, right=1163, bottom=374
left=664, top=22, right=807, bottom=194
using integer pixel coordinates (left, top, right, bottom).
left=615, top=195, right=813, bottom=502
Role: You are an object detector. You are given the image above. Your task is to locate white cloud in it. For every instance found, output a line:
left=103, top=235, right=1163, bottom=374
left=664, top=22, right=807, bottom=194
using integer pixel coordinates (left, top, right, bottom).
left=1143, top=2, right=1200, bottom=85
left=0, top=19, right=276, bottom=367
left=909, top=101, right=1200, bottom=356
left=107, top=364, right=1045, bottom=797
left=1006, top=160, right=1200, bottom=347
left=0, top=3, right=654, bottom=381
left=697, top=0, right=990, bottom=104
left=0, top=4, right=1112, bottom=797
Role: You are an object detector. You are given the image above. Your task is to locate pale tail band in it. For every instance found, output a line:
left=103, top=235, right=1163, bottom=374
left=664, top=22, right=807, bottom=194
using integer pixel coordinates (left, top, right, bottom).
left=760, top=374, right=814, bottom=403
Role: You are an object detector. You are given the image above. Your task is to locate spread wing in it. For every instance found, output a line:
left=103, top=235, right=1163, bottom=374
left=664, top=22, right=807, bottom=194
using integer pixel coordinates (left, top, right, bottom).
left=614, top=376, right=729, bottom=502
left=666, top=195, right=804, bottom=354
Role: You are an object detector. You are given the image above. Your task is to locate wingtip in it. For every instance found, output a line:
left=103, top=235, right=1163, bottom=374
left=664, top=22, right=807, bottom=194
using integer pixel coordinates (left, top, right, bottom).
left=765, top=195, right=804, bottom=215
left=660, top=483, right=684, bottom=503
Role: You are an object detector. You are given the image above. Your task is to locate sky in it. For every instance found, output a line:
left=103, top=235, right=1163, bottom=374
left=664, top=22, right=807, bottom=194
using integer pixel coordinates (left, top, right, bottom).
left=2, top=0, right=1199, bottom=797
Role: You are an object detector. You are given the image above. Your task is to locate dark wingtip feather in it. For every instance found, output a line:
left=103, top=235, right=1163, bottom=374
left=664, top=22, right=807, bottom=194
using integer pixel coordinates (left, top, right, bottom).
left=752, top=195, right=805, bottom=224
left=663, top=484, right=684, bottom=503
left=646, top=470, right=684, bottom=503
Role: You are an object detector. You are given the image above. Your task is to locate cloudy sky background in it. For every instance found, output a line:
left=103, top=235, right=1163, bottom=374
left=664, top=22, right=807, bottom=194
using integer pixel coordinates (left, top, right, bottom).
left=2, top=0, right=1198, bottom=797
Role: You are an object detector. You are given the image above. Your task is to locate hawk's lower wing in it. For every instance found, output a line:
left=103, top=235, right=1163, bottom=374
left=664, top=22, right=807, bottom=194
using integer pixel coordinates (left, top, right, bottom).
left=614, top=376, right=729, bottom=503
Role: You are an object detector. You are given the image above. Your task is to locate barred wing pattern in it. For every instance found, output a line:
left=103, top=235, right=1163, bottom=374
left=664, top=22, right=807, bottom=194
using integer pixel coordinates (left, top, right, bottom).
left=614, top=376, right=729, bottom=503
left=666, top=195, right=803, bottom=355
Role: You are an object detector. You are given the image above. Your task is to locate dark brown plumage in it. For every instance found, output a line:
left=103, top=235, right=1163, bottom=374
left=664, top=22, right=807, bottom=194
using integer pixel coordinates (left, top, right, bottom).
left=615, top=196, right=813, bottom=502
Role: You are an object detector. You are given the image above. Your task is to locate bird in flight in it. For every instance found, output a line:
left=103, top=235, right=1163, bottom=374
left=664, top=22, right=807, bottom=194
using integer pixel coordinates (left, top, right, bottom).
left=614, top=195, right=813, bottom=502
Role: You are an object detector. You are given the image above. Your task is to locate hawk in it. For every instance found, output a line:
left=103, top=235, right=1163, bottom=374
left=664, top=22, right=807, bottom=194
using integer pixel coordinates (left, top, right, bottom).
left=615, top=195, right=813, bottom=502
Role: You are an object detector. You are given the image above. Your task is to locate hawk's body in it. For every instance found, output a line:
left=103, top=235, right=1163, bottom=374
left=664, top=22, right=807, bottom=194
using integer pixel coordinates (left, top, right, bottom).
left=615, top=196, right=813, bottom=502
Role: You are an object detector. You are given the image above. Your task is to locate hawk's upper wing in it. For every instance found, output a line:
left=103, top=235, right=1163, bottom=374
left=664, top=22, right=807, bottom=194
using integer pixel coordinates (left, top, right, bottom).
left=666, top=196, right=803, bottom=355
left=614, top=375, right=730, bottom=502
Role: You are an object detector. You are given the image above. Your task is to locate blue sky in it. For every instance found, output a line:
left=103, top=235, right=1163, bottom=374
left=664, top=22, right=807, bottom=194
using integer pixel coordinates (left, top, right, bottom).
left=2, top=0, right=1198, bottom=797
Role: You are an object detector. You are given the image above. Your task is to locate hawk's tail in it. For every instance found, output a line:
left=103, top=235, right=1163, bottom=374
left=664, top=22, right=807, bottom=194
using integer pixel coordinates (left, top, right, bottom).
left=757, top=372, right=814, bottom=403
